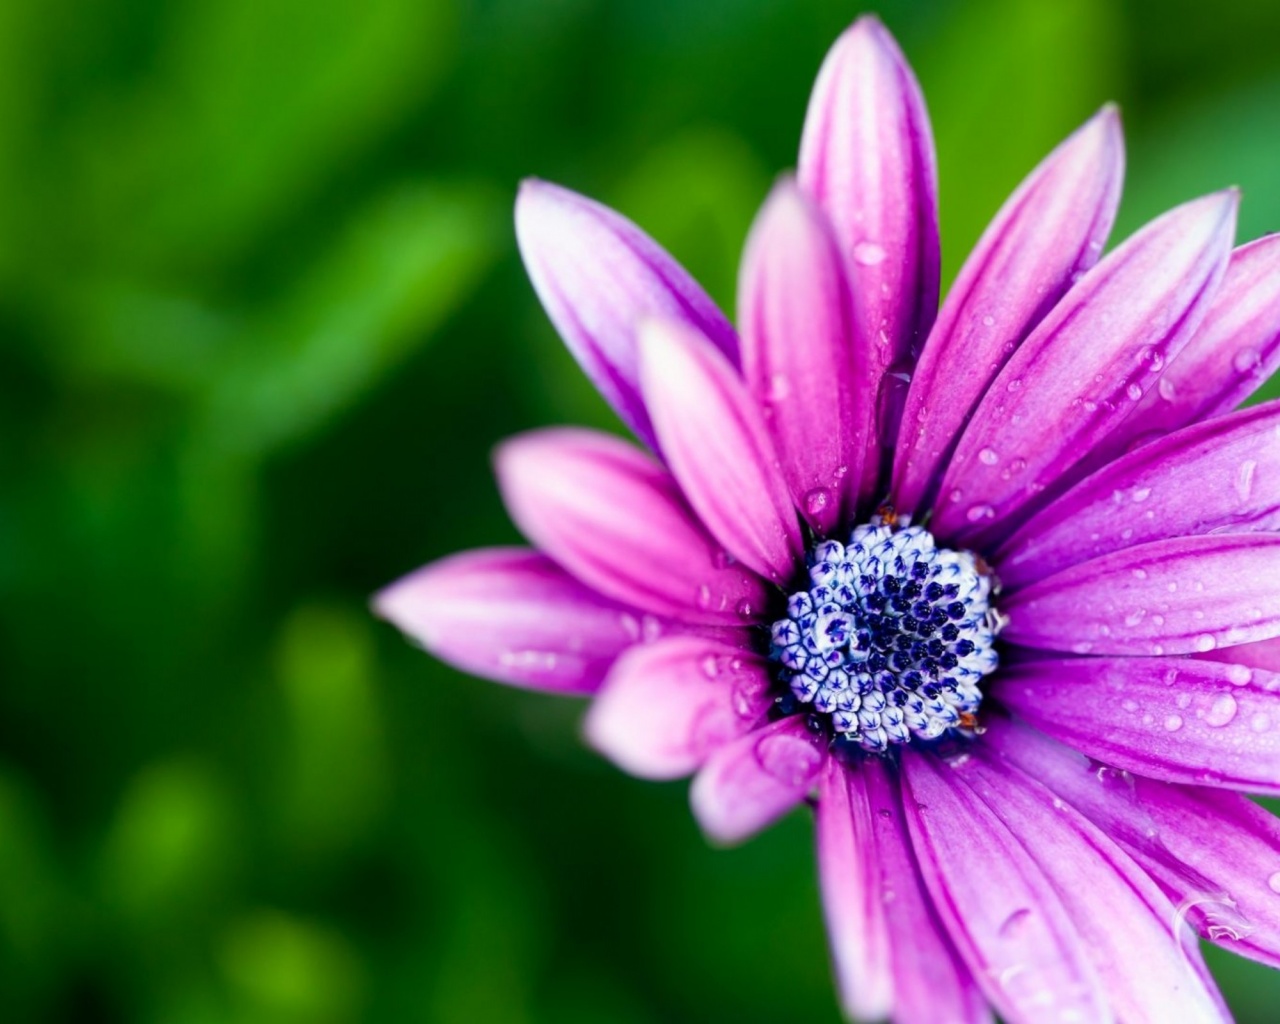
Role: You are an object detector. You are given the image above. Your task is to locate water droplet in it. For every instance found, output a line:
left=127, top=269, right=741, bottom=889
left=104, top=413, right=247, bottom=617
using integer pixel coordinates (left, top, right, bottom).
left=757, top=732, right=822, bottom=784
left=1235, top=460, right=1257, bottom=503
left=1252, top=712, right=1272, bottom=733
left=853, top=241, right=887, bottom=266
left=696, top=584, right=712, bottom=609
left=620, top=614, right=641, bottom=640
left=1267, top=872, right=1280, bottom=894
left=1195, top=634, right=1218, bottom=653
left=998, top=908, right=1032, bottom=938
left=981, top=314, right=995, bottom=327
left=767, top=372, right=791, bottom=401
left=1121, top=699, right=1139, bottom=713
left=1204, top=693, right=1238, bottom=727
left=641, top=615, right=663, bottom=641
left=735, top=599, right=755, bottom=619
left=1006, top=378, right=1023, bottom=392
left=1131, top=487, right=1152, bottom=502
left=978, top=447, right=999, bottom=466
left=805, top=487, right=831, bottom=516
left=966, top=503, right=996, bottom=523
left=1164, top=714, right=1184, bottom=732
left=1157, top=377, right=1177, bottom=401
left=1233, top=348, right=1262, bottom=374
left=1176, top=692, right=1192, bottom=709
left=1226, top=664, right=1252, bottom=686
left=701, top=655, right=720, bottom=678
left=1131, top=568, right=1148, bottom=580
left=1126, top=383, right=1144, bottom=401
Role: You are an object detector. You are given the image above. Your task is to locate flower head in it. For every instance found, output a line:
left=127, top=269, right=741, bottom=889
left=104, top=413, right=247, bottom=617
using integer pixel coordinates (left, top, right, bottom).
left=377, top=15, right=1280, bottom=1023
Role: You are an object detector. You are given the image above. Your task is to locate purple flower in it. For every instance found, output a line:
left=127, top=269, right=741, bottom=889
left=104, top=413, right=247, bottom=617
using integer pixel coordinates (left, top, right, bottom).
left=376, top=15, right=1280, bottom=1023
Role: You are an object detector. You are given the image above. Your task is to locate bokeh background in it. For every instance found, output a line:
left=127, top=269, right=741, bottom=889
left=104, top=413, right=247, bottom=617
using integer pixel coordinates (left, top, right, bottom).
left=4, top=0, right=1280, bottom=1020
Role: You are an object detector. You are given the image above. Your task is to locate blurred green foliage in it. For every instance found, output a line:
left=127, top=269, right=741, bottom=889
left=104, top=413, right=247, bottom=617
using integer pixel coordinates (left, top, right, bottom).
left=3, top=0, right=1280, bottom=1020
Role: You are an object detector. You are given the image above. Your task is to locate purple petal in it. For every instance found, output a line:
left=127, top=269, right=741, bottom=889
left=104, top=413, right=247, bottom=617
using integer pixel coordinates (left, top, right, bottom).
left=1201, top=635, right=1280, bottom=672
left=899, top=750, right=1109, bottom=1023
left=1115, top=234, right=1280, bottom=442
left=892, top=107, right=1124, bottom=514
left=798, top=15, right=940, bottom=499
left=515, top=179, right=738, bottom=452
left=639, top=317, right=804, bottom=585
left=689, top=716, right=826, bottom=845
left=933, top=191, right=1238, bottom=548
left=839, top=758, right=992, bottom=1024
left=984, top=715, right=1280, bottom=972
left=815, top=759, right=893, bottom=1021
left=994, top=656, right=1280, bottom=794
left=1002, top=534, right=1280, bottom=656
left=583, top=637, right=771, bottom=780
left=375, top=548, right=649, bottom=694
left=495, top=427, right=769, bottom=624
left=996, top=399, right=1280, bottom=589
left=958, top=748, right=1228, bottom=1023
left=738, top=179, right=868, bottom=533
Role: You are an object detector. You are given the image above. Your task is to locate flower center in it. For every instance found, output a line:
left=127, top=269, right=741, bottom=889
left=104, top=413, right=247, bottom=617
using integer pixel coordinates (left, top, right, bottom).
left=768, top=517, right=1002, bottom=754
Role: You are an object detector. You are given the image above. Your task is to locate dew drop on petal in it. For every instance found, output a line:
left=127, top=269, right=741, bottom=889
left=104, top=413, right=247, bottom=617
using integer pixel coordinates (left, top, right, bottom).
left=1126, top=383, right=1144, bottom=401
left=1195, top=634, right=1218, bottom=653
left=979, top=448, right=999, bottom=466
left=1164, top=714, right=1184, bottom=732
left=1226, top=664, right=1252, bottom=686
left=1267, top=872, right=1280, bottom=894
left=1252, top=712, right=1272, bottom=733
left=1235, top=460, right=1258, bottom=503
left=1234, top=348, right=1262, bottom=374
left=852, top=241, right=887, bottom=266
left=756, top=732, right=822, bottom=785
left=966, top=504, right=995, bottom=523
left=1204, top=694, right=1238, bottom=727
left=696, top=583, right=713, bottom=609
left=736, top=599, right=755, bottom=620
left=701, top=654, right=720, bottom=679
left=805, top=487, right=831, bottom=517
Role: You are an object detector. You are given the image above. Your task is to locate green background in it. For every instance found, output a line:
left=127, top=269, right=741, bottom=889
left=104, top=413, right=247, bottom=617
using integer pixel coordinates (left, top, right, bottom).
left=3, top=0, right=1280, bottom=1020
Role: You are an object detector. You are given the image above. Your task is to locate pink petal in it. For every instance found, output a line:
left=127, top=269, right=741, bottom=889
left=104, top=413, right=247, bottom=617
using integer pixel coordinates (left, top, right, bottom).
left=798, top=15, right=940, bottom=500
left=639, top=317, right=804, bottom=585
left=689, top=716, right=826, bottom=845
left=375, top=548, right=651, bottom=694
left=1002, top=534, right=1280, bottom=656
left=819, top=758, right=990, bottom=1024
left=583, top=637, right=772, bottom=781
left=515, top=179, right=737, bottom=452
left=996, top=399, right=1280, bottom=589
left=1113, top=234, right=1280, bottom=443
left=815, top=759, right=892, bottom=1021
left=994, top=656, right=1280, bottom=795
left=495, top=427, right=769, bottom=624
left=900, top=750, right=1109, bottom=1023
left=892, top=107, right=1124, bottom=514
left=984, top=715, right=1280, bottom=972
left=738, top=179, right=868, bottom=533
left=958, top=749, right=1228, bottom=1023
left=933, top=191, right=1238, bottom=548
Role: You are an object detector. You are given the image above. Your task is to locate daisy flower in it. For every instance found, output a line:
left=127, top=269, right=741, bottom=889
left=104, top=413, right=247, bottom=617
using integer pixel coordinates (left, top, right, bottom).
left=377, top=15, right=1280, bottom=1023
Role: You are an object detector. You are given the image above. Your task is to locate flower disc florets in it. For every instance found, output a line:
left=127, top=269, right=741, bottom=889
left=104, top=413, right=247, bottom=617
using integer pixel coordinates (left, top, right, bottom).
left=769, top=517, right=1002, bottom=754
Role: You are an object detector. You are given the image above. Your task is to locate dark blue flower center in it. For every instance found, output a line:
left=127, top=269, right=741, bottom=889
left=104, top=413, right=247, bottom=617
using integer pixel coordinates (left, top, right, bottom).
left=768, top=518, right=1002, bottom=753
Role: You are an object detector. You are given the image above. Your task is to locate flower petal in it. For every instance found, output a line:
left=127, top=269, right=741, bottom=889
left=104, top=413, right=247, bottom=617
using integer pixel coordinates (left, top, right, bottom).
left=984, top=714, right=1280, bottom=972
left=815, top=759, right=893, bottom=1021
left=583, top=637, right=771, bottom=781
left=798, top=14, right=940, bottom=498
left=515, top=179, right=738, bottom=452
left=689, top=716, right=826, bottom=845
left=993, top=656, right=1280, bottom=795
left=958, top=749, right=1228, bottom=1023
left=639, top=317, right=804, bottom=584
left=892, top=107, right=1124, bottom=513
left=495, top=427, right=769, bottom=624
left=1002, top=534, right=1280, bottom=656
left=933, top=191, right=1238, bottom=548
left=996, top=399, right=1280, bottom=589
left=1116, top=234, right=1280, bottom=441
left=375, top=548, right=650, bottom=694
left=738, top=179, right=868, bottom=533
left=819, top=758, right=990, bottom=1024
left=899, top=750, right=1108, bottom=1023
